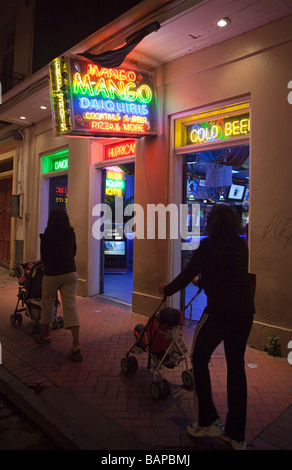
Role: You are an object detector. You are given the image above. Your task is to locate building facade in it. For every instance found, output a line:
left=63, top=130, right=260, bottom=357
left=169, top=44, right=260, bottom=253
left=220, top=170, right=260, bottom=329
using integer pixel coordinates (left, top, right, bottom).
left=1, top=1, right=292, bottom=355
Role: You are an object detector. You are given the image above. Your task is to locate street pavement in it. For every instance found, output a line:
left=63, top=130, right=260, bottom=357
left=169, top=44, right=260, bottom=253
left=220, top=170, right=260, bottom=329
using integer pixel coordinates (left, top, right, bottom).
left=0, top=394, right=60, bottom=450
left=0, top=266, right=292, bottom=452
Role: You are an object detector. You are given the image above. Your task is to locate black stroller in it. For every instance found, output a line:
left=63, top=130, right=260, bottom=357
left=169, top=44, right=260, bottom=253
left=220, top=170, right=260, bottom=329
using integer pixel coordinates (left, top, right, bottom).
left=120, top=288, right=202, bottom=400
left=11, top=260, right=63, bottom=335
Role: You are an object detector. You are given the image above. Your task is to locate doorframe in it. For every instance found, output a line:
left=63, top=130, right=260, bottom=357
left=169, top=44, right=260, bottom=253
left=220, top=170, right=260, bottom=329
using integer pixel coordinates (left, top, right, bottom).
left=0, top=151, right=16, bottom=269
left=38, top=148, right=69, bottom=248
left=168, top=98, right=251, bottom=310
left=88, top=152, right=136, bottom=297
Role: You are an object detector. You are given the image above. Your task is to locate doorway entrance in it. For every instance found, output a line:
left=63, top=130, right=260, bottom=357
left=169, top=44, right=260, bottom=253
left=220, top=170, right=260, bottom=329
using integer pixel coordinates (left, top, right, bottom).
left=182, top=145, right=250, bottom=320
left=101, top=162, right=135, bottom=304
left=49, top=174, right=68, bottom=213
left=0, top=177, right=12, bottom=267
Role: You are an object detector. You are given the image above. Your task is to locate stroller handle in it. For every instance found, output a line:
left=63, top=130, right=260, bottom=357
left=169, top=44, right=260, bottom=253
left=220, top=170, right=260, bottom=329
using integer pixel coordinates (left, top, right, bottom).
left=185, top=287, right=202, bottom=310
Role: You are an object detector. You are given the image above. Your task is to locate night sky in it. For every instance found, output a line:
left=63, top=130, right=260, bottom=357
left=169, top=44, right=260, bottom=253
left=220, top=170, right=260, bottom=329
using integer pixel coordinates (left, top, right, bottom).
left=32, top=0, right=143, bottom=72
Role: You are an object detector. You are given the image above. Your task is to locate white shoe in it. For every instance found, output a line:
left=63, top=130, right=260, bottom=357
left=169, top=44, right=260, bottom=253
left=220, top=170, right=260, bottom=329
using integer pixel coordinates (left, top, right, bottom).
left=187, top=419, right=223, bottom=438
left=220, top=432, right=246, bottom=450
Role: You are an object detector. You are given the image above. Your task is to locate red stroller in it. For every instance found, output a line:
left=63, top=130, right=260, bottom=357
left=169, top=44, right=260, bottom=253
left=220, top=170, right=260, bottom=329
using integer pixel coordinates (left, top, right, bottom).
left=120, top=288, right=202, bottom=400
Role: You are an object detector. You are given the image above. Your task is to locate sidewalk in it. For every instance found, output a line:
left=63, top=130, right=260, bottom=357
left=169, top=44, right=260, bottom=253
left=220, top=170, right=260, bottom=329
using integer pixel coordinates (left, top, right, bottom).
left=0, top=267, right=292, bottom=451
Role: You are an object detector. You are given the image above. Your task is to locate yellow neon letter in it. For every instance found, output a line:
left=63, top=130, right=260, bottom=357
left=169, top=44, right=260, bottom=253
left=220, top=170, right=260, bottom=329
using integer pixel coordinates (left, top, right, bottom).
left=225, top=122, right=232, bottom=137
left=137, top=85, right=152, bottom=103
left=94, top=77, right=110, bottom=98
left=108, top=79, right=125, bottom=100
left=211, top=125, right=219, bottom=139
left=232, top=120, right=240, bottom=135
left=240, top=118, right=249, bottom=134
left=73, top=73, right=94, bottom=96
left=124, top=82, right=137, bottom=102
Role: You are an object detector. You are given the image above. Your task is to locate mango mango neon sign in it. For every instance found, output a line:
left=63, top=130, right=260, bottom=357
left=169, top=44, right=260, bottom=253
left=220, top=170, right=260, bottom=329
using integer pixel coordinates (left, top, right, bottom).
left=49, top=54, right=157, bottom=137
left=187, top=113, right=250, bottom=145
left=73, top=65, right=152, bottom=104
left=71, top=59, right=156, bottom=136
left=72, top=65, right=152, bottom=134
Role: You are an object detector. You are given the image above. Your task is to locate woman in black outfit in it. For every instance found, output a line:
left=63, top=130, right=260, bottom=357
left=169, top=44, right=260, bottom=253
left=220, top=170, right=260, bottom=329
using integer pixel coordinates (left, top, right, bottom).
left=37, top=209, right=82, bottom=362
left=159, top=204, right=255, bottom=450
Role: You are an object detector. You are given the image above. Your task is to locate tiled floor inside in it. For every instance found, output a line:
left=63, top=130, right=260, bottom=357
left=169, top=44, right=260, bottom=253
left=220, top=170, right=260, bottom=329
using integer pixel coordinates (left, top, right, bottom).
left=103, top=272, right=133, bottom=304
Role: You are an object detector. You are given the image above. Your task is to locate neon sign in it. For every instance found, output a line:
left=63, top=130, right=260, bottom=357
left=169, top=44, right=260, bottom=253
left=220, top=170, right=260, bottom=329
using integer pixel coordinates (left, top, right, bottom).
left=105, top=169, right=125, bottom=197
left=55, top=185, right=68, bottom=207
left=41, top=149, right=69, bottom=174
left=104, top=140, right=136, bottom=160
left=186, top=113, right=250, bottom=145
left=49, top=57, right=71, bottom=135
left=49, top=54, right=157, bottom=138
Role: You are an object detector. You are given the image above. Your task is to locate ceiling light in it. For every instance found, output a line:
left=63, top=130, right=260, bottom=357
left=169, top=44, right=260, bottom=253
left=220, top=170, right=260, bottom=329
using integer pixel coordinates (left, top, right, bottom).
left=217, top=17, right=231, bottom=28
left=20, top=116, right=26, bottom=119
left=40, top=105, right=47, bottom=109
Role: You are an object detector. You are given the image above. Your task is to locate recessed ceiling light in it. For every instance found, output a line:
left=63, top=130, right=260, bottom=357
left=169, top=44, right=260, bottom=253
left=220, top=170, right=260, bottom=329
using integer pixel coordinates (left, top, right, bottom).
left=217, top=17, right=231, bottom=28
left=40, top=105, right=47, bottom=109
left=20, top=116, right=26, bottom=119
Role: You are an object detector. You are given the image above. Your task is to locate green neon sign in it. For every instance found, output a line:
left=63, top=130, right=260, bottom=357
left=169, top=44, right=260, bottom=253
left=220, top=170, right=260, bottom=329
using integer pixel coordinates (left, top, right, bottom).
left=41, top=149, right=69, bottom=174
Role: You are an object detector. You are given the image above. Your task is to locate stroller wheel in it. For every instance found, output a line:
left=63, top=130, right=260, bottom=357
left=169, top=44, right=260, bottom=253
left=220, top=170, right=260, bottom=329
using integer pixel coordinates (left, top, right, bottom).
left=129, top=356, right=138, bottom=372
left=150, top=381, right=165, bottom=401
left=26, top=323, right=34, bottom=335
left=161, top=379, right=171, bottom=397
left=182, top=369, right=193, bottom=390
left=120, top=357, right=131, bottom=375
left=10, top=315, right=16, bottom=327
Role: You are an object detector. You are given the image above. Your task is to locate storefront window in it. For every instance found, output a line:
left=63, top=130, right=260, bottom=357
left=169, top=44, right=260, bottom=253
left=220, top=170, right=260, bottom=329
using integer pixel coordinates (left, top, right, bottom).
left=182, top=145, right=250, bottom=320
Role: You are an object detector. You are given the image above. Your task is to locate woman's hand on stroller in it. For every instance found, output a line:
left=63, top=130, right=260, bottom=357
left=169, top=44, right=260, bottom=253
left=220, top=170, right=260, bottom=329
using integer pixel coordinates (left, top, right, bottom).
left=158, top=282, right=167, bottom=301
left=192, top=275, right=203, bottom=292
left=158, top=282, right=166, bottom=295
left=192, top=276, right=200, bottom=286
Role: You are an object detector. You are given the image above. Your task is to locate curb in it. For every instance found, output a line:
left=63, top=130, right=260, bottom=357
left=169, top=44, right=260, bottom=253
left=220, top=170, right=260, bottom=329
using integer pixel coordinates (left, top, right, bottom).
left=0, top=365, right=146, bottom=450
left=0, top=365, right=93, bottom=449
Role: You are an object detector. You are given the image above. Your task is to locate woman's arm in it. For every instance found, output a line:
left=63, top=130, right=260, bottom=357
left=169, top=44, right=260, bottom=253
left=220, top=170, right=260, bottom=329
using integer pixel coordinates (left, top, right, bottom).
left=163, top=246, right=203, bottom=297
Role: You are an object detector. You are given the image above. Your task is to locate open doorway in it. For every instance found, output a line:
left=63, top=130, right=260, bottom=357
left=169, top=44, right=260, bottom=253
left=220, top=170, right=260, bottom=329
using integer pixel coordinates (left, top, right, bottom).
left=49, top=174, right=68, bottom=212
left=101, top=162, right=135, bottom=305
left=0, top=176, right=12, bottom=268
left=182, top=144, right=249, bottom=320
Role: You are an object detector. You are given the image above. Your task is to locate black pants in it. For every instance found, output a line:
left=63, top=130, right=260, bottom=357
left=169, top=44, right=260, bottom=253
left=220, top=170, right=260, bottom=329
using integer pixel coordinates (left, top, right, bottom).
left=191, top=310, right=253, bottom=442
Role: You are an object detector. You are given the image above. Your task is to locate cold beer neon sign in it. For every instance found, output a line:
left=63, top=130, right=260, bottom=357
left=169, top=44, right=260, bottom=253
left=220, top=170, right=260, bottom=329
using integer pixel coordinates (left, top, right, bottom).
left=186, top=113, right=250, bottom=145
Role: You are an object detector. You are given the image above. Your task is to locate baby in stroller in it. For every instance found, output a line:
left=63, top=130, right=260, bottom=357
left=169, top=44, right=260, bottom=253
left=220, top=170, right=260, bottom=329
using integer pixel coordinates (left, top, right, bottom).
left=11, top=260, right=63, bottom=334
left=17, top=262, right=33, bottom=287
